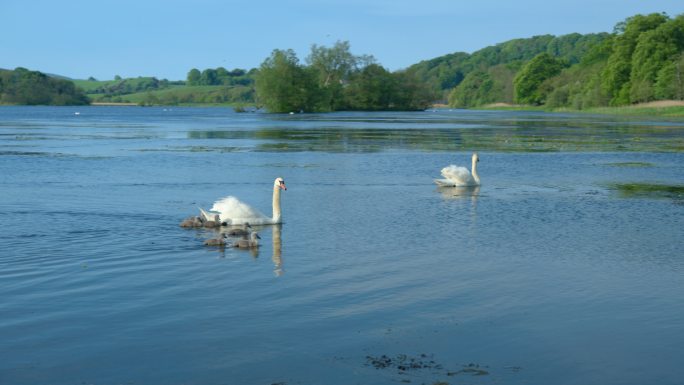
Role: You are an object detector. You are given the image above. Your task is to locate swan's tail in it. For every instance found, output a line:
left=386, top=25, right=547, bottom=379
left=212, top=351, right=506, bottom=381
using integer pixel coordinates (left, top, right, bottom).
left=434, top=179, right=455, bottom=187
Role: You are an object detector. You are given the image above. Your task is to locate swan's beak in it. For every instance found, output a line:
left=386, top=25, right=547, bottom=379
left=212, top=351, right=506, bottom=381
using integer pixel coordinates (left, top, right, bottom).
left=279, top=182, right=287, bottom=190
left=256, top=234, right=261, bottom=239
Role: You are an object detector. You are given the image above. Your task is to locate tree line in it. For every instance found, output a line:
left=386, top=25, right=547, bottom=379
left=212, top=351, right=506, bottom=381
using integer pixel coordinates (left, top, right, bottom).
left=254, top=41, right=434, bottom=113
left=3, top=12, right=682, bottom=110
left=0, top=68, right=89, bottom=105
left=409, top=12, right=683, bottom=109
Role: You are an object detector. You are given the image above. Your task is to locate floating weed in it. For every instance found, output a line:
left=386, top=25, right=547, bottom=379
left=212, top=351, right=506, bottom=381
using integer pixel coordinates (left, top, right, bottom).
left=605, top=162, right=655, bottom=168
left=608, top=183, right=684, bottom=201
left=447, top=363, right=490, bottom=376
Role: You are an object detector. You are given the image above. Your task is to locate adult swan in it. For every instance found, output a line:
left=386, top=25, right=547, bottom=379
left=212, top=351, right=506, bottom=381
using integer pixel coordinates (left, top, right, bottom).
left=200, top=177, right=287, bottom=225
left=435, top=153, right=481, bottom=187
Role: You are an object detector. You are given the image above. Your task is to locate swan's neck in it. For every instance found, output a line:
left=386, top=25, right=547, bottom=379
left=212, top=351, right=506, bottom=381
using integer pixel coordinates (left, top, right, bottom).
left=471, top=157, right=480, bottom=185
left=272, top=186, right=282, bottom=223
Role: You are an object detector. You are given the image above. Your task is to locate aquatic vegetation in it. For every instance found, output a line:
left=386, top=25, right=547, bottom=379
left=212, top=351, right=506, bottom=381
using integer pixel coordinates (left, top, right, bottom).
left=605, top=162, right=655, bottom=168
left=608, top=183, right=684, bottom=201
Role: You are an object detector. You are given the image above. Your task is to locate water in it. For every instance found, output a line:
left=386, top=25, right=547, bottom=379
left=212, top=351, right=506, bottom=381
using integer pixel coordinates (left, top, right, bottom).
left=1, top=106, right=683, bottom=385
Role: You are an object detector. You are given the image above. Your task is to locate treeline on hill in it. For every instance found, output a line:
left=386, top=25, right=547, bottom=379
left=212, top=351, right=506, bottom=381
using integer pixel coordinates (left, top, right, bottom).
left=255, top=41, right=434, bottom=113
left=0, top=67, right=89, bottom=105
left=409, top=12, right=684, bottom=109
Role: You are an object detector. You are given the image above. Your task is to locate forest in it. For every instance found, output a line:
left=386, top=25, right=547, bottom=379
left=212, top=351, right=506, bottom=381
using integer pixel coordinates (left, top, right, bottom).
left=1, top=12, right=682, bottom=112
left=408, top=12, right=683, bottom=109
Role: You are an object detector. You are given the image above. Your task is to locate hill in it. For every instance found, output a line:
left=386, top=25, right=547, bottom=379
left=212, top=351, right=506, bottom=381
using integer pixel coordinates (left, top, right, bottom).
left=0, top=67, right=89, bottom=105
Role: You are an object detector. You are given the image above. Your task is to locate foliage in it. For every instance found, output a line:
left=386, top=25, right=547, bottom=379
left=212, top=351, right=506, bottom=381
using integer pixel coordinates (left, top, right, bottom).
left=75, top=76, right=172, bottom=97
left=410, top=33, right=610, bottom=103
left=186, top=67, right=254, bottom=87
left=255, top=49, right=320, bottom=113
left=255, top=42, right=433, bottom=112
left=93, top=85, right=255, bottom=106
left=514, top=53, right=566, bottom=105
left=0, top=67, right=89, bottom=105
left=601, top=13, right=670, bottom=105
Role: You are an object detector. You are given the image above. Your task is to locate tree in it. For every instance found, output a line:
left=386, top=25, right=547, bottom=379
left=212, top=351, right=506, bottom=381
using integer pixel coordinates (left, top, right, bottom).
left=306, top=40, right=357, bottom=111
left=343, top=64, right=394, bottom=110
left=186, top=68, right=201, bottom=86
left=601, top=13, right=669, bottom=105
left=255, top=49, right=319, bottom=113
left=514, top=53, right=566, bottom=105
left=629, top=15, right=684, bottom=103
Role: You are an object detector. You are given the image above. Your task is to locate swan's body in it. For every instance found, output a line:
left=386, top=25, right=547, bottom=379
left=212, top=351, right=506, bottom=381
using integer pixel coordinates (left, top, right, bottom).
left=200, top=177, right=287, bottom=225
left=435, top=153, right=481, bottom=187
left=232, top=232, right=261, bottom=249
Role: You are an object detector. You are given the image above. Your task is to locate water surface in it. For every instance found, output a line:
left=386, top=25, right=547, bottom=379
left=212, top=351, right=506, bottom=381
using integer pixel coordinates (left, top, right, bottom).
left=1, top=106, right=683, bottom=385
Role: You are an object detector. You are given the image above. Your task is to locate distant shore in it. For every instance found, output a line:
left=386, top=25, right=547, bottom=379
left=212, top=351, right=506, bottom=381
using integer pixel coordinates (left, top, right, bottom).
left=470, top=100, right=684, bottom=117
left=90, top=102, right=139, bottom=106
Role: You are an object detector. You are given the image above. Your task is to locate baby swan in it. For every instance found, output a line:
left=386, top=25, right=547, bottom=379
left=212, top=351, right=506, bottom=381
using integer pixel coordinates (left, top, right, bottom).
left=204, top=233, right=228, bottom=246
left=232, top=232, right=261, bottom=249
left=180, top=215, right=204, bottom=228
left=226, top=222, right=252, bottom=237
left=203, top=214, right=222, bottom=228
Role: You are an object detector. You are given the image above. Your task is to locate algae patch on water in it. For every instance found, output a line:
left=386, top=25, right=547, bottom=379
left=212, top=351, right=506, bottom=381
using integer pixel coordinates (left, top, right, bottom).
left=609, top=183, right=684, bottom=201
left=605, top=162, right=655, bottom=168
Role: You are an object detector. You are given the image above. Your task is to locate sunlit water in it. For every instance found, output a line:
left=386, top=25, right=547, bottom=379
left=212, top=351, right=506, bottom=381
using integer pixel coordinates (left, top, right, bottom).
left=1, top=106, right=683, bottom=385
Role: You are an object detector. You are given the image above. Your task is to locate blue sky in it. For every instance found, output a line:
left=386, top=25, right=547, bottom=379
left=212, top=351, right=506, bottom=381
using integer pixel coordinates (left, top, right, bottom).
left=1, top=0, right=682, bottom=80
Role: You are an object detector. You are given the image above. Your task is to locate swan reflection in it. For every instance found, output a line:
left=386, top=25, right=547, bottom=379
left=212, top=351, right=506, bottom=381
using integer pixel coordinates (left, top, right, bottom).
left=272, top=224, right=283, bottom=276
left=437, top=185, right=480, bottom=201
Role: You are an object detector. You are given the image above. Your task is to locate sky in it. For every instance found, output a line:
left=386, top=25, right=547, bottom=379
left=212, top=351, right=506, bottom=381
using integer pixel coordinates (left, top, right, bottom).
left=1, top=0, right=682, bottom=81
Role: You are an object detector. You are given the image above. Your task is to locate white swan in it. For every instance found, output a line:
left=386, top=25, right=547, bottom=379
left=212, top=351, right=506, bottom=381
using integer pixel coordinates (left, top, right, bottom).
left=200, top=177, right=287, bottom=225
left=435, top=153, right=480, bottom=187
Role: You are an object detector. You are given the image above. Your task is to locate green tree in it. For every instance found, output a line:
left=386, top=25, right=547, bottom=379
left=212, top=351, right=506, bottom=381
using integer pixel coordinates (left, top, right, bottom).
left=306, top=40, right=357, bottom=111
left=255, top=49, right=319, bottom=113
left=655, top=52, right=684, bottom=99
left=186, top=68, right=201, bottom=86
left=601, top=13, right=669, bottom=105
left=629, top=15, right=684, bottom=103
left=343, top=64, right=394, bottom=110
left=514, top=53, right=566, bottom=105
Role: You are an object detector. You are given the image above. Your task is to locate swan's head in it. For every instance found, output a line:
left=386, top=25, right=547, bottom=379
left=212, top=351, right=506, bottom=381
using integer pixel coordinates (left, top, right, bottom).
left=274, top=177, right=287, bottom=191
left=472, top=153, right=479, bottom=163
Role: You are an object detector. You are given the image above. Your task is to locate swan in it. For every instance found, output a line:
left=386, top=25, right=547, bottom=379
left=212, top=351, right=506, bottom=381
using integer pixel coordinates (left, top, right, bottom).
left=199, top=177, right=287, bottom=225
left=204, top=234, right=228, bottom=246
left=180, top=215, right=203, bottom=228
left=232, top=232, right=261, bottom=249
left=435, top=153, right=481, bottom=187
left=202, top=214, right=222, bottom=228
left=225, top=222, right=252, bottom=237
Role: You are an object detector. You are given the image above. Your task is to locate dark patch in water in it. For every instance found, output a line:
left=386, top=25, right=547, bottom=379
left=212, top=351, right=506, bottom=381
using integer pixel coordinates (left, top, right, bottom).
left=608, top=183, right=684, bottom=202
left=605, top=162, right=655, bottom=168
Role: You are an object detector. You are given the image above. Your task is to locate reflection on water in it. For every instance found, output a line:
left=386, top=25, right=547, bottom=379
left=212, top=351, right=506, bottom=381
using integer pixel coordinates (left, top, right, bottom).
left=437, top=185, right=481, bottom=201
left=1, top=107, right=684, bottom=385
left=272, top=224, right=283, bottom=276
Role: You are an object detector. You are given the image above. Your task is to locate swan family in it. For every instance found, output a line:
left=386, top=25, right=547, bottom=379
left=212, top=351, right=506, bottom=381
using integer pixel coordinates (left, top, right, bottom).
left=184, top=156, right=481, bottom=249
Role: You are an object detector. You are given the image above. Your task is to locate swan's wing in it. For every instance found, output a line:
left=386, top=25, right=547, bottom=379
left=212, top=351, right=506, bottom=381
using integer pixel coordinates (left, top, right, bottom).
left=440, top=165, right=473, bottom=185
left=198, top=207, right=218, bottom=222
left=211, top=196, right=268, bottom=223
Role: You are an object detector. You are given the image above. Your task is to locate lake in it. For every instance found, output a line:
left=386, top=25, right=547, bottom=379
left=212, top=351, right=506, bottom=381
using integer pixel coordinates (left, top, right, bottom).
left=1, top=106, right=683, bottom=385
